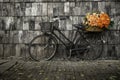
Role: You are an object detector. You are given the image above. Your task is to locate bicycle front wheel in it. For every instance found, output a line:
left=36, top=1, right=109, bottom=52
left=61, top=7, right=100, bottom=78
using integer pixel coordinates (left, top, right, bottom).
left=75, top=36, right=103, bottom=60
left=29, top=34, right=57, bottom=61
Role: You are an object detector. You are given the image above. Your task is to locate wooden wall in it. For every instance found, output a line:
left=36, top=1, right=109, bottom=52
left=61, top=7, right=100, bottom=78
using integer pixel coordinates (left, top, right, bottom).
left=0, top=0, right=120, bottom=60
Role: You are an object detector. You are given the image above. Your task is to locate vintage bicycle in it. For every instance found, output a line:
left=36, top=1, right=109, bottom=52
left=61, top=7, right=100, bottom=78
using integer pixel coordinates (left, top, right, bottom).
left=28, top=16, right=103, bottom=61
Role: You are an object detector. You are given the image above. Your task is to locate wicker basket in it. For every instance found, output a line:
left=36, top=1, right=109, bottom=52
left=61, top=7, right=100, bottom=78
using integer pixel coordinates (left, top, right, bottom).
left=85, top=26, right=103, bottom=32
left=39, top=20, right=59, bottom=32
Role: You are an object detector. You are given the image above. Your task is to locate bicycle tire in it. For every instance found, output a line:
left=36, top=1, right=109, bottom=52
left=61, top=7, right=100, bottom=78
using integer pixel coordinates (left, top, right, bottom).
left=75, top=36, right=103, bottom=60
left=29, top=34, right=57, bottom=61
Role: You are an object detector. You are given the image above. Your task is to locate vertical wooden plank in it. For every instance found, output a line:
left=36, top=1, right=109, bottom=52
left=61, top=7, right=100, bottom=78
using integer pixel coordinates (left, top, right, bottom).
left=23, top=16, right=35, bottom=30
left=107, top=31, right=119, bottom=44
left=109, top=2, right=116, bottom=16
left=0, top=17, right=5, bottom=30
left=31, top=3, right=38, bottom=16
left=12, top=31, right=19, bottom=43
left=19, top=44, right=30, bottom=60
left=47, top=3, right=53, bottom=16
left=36, top=3, right=42, bottom=16
left=91, top=2, right=98, bottom=12
left=69, top=2, right=75, bottom=16
left=28, top=31, right=41, bottom=43
left=25, top=3, right=32, bottom=16
left=35, top=17, right=41, bottom=30
left=72, top=16, right=79, bottom=24
left=9, top=31, right=14, bottom=43
left=23, top=17, right=29, bottom=30
left=41, top=16, right=49, bottom=22
left=72, top=7, right=80, bottom=15
left=115, top=2, right=120, bottom=16
left=66, top=18, right=72, bottom=30
left=107, top=45, right=118, bottom=59
left=2, top=3, right=14, bottom=16
left=3, top=0, right=10, bottom=2
left=101, top=44, right=107, bottom=59
left=77, top=2, right=92, bottom=15
left=59, top=3, right=64, bottom=16
left=53, top=3, right=59, bottom=17
left=21, top=31, right=33, bottom=44
left=105, top=1, right=111, bottom=15
left=78, top=16, right=84, bottom=24
left=15, top=44, right=20, bottom=57
left=0, top=44, right=3, bottom=58
left=59, top=19, right=66, bottom=30
left=0, top=3, right=2, bottom=16
left=112, top=16, right=120, bottom=30
left=2, top=31, right=10, bottom=44
left=28, top=17, right=35, bottom=30
left=24, top=0, right=30, bottom=2
left=14, top=17, right=23, bottom=30
left=6, top=17, right=14, bottom=30
left=1, top=17, right=14, bottom=30
left=116, top=45, right=120, bottom=59
left=0, top=31, right=4, bottom=43
left=98, top=2, right=106, bottom=12
left=16, top=44, right=23, bottom=58
left=3, top=44, right=16, bottom=58
left=0, top=0, right=3, bottom=2
left=41, top=3, right=47, bottom=16
left=64, top=2, right=70, bottom=15
left=14, top=3, right=25, bottom=16
left=35, top=0, right=43, bottom=2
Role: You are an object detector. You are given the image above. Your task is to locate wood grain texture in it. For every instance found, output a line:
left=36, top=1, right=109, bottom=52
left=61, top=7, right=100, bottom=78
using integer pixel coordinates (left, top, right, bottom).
left=0, top=1, right=119, bottom=59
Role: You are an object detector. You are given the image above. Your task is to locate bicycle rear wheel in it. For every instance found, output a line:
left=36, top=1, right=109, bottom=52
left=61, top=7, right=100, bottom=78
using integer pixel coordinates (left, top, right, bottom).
left=29, top=34, right=57, bottom=61
left=75, top=36, right=103, bottom=60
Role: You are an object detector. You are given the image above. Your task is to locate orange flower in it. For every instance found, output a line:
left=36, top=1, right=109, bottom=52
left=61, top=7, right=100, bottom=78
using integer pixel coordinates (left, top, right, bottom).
left=85, top=12, right=110, bottom=28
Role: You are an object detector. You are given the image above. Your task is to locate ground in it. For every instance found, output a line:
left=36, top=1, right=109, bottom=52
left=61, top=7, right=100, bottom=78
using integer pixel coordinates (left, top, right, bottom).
left=0, top=60, right=120, bottom=80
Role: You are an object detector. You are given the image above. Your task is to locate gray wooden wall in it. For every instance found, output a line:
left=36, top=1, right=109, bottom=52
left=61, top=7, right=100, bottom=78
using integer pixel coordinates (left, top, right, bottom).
left=0, top=0, right=120, bottom=60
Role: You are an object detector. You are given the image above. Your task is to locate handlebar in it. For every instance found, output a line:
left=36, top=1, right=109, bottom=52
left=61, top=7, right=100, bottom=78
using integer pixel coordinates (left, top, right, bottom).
left=73, top=24, right=85, bottom=30
left=52, top=16, right=70, bottom=21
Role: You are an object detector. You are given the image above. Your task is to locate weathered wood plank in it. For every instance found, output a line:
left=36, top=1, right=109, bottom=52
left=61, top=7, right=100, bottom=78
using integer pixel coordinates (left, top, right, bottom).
left=14, top=3, right=25, bottom=16
left=0, top=0, right=119, bottom=59
left=2, top=3, right=14, bottom=16
left=0, top=44, right=3, bottom=58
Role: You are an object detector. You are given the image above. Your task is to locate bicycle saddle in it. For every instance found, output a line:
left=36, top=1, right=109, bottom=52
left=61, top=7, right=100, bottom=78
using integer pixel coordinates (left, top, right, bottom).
left=73, top=24, right=85, bottom=30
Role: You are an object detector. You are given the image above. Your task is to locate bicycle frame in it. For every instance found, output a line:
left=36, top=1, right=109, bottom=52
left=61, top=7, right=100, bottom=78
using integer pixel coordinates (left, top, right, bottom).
left=52, top=27, right=74, bottom=48
left=46, top=25, right=86, bottom=49
left=29, top=18, right=103, bottom=61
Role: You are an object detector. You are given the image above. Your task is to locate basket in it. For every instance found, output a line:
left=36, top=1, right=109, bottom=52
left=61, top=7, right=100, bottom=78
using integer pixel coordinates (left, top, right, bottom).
left=39, top=22, right=53, bottom=32
left=85, top=26, right=103, bottom=32
left=39, top=20, right=59, bottom=32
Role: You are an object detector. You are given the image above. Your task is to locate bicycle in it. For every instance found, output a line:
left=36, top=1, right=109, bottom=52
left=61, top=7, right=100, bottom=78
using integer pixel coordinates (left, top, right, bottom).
left=28, top=16, right=103, bottom=61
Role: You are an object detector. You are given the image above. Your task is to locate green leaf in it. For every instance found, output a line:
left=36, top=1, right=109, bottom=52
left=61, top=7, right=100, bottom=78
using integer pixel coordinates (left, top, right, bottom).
left=109, top=21, right=114, bottom=28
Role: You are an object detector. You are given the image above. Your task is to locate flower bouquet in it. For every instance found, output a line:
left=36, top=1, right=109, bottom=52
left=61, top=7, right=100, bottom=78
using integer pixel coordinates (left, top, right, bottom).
left=83, top=12, right=114, bottom=32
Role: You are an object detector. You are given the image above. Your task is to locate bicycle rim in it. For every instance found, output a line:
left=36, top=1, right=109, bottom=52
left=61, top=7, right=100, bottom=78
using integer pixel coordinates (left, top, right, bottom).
left=29, top=34, right=57, bottom=61
left=75, top=36, right=103, bottom=60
